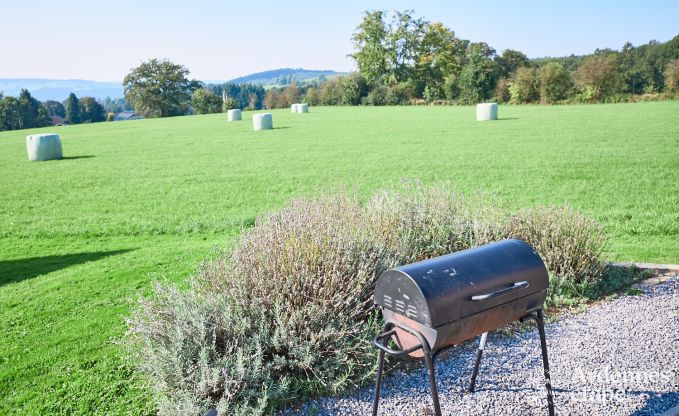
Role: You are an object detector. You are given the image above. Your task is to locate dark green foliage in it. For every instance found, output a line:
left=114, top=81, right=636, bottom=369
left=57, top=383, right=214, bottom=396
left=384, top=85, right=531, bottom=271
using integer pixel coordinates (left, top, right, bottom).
left=318, top=80, right=341, bottom=105
left=417, top=22, right=467, bottom=101
left=101, top=97, right=133, bottom=114
left=222, top=97, right=237, bottom=112
left=191, top=89, right=222, bottom=114
left=540, top=63, right=573, bottom=103
left=304, top=87, right=319, bottom=106
left=509, top=67, right=540, bottom=103
left=123, top=58, right=202, bottom=118
left=547, top=266, right=650, bottom=308
left=79, top=96, right=106, bottom=123
left=458, top=43, right=499, bottom=104
left=363, top=84, right=389, bottom=105
left=0, top=90, right=50, bottom=131
left=44, top=100, right=65, bottom=118
left=496, top=49, right=530, bottom=78
left=384, top=82, right=414, bottom=104
left=494, top=77, right=511, bottom=103
left=664, top=59, right=679, bottom=92
left=0, top=96, right=22, bottom=131
left=206, top=83, right=265, bottom=111
left=221, top=12, right=677, bottom=108
left=17, top=89, right=51, bottom=129
left=337, top=73, right=368, bottom=105
left=362, top=83, right=414, bottom=105
left=347, top=10, right=679, bottom=105
left=64, top=92, right=81, bottom=124
left=587, top=266, right=651, bottom=299
left=575, top=54, right=620, bottom=102
left=350, top=10, right=390, bottom=86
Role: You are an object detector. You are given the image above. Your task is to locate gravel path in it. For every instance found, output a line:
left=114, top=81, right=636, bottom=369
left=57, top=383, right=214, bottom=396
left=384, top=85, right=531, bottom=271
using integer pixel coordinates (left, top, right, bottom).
left=283, top=276, right=679, bottom=415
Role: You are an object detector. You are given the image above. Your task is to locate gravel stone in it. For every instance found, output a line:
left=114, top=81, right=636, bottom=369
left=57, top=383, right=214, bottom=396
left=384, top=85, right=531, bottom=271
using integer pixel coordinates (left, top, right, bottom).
left=281, top=275, right=679, bottom=415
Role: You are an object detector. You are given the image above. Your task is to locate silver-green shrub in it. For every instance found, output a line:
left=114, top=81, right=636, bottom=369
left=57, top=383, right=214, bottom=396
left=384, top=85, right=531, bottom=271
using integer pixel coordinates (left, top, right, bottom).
left=127, top=185, right=608, bottom=415
left=504, top=205, right=607, bottom=284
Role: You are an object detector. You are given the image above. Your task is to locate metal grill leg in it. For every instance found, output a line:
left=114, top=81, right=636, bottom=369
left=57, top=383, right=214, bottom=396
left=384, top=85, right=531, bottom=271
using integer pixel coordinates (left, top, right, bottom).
left=467, top=332, right=488, bottom=393
left=536, top=309, right=555, bottom=416
left=372, top=349, right=386, bottom=416
left=424, top=351, right=442, bottom=416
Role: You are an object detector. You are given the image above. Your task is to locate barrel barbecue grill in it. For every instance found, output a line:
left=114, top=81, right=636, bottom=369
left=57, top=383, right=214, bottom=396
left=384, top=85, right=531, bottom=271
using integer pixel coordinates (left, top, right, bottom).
left=372, top=239, right=555, bottom=416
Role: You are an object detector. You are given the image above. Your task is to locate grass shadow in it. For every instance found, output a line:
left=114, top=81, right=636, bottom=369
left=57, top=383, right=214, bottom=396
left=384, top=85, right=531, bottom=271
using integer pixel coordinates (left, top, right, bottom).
left=274, top=126, right=291, bottom=130
left=0, top=249, right=133, bottom=286
left=62, top=155, right=96, bottom=160
left=498, top=117, right=519, bottom=121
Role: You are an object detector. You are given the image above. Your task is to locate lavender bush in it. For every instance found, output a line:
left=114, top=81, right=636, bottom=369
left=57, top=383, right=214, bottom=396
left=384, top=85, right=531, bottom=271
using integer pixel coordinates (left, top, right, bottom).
left=127, top=184, right=609, bottom=415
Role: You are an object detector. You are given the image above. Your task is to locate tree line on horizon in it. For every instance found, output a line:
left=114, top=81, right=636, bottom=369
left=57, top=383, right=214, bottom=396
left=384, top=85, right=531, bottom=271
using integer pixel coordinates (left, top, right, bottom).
left=121, top=58, right=267, bottom=117
left=289, top=10, right=679, bottom=107
left=236, top=10, right=679, bottom=110
left=2, top=10, right=678, bottom=130
left=0, top=90, right=134, bottom=132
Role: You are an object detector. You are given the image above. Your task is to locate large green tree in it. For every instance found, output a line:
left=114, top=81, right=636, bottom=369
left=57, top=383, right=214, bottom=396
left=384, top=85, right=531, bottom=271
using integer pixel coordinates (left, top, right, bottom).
left=618, top=42, right=646, bottom=94
left=665, top=59, right=679, bottom=92
left=0, top=96, right=22, bottom=131
left=0, top=91, right=50, bottom=131
left=79, top=96, right=106, bottom=123
left=458, top=42, right=498, bottom=104
left=337, top=73, right=368, bottom=105
left=575, top=54, right=620, bottom=101
left=416, top=22, right=467, bottom=100
left=387, top=10, right=427, bottom=85
left=17, top=89, right=51, bottom=129
left=509, top=67, right=540, bottom=103
left=496, top=49, right=530, bottom=78
left=350, top=10, right=390, bottom=86
left=123, top=58, right=202, bottom=118
left=191, top=89, right=222, bottom=114
left=539, top=62, right=573, bottom=103
left=64, top=93, right=81, bottom=124
left=45, top=100, right=65, bottom=118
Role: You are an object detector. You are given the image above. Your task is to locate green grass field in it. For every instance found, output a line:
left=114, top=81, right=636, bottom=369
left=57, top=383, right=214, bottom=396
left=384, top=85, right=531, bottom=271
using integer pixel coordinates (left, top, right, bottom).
left=1, top=102, right=678, bottom=414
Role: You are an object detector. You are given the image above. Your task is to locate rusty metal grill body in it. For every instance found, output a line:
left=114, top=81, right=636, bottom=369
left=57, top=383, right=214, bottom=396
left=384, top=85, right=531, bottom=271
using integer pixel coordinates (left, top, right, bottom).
left=372, top=239, right=555, bottom=416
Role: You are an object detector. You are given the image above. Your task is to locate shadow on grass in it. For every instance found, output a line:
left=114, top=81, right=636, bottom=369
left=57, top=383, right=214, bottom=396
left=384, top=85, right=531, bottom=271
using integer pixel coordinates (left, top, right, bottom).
left=0, top=249, right=133, bottom=286
left=498, top=117, right=519, bottom=121
left=62, top=155, right=96, bottom=160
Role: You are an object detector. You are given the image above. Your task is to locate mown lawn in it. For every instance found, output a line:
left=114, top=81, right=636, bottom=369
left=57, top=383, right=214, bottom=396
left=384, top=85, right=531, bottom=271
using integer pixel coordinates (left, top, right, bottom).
left=1, top=102, right=677, bottom=414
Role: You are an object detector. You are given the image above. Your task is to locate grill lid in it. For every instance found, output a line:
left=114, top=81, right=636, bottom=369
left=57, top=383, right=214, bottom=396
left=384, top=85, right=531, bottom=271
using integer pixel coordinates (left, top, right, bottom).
left=374, top=239, right=548, bottom=328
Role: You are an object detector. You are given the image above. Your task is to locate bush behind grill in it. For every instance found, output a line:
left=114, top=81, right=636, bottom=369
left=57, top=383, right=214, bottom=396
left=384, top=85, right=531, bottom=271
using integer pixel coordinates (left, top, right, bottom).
left=126, top=183, right=609, bottom=415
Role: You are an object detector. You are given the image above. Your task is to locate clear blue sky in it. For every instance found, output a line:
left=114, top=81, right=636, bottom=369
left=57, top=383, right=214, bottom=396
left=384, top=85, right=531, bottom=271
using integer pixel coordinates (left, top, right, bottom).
left=2, top=0, right=677, bottom=81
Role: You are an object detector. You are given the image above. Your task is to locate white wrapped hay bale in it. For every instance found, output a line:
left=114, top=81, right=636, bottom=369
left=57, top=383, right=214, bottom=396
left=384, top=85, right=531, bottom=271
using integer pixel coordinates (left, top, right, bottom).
left=476, top=103, right=498, bottom=121
left=298, top=103, right=309, bottom=113
left=26, top=133, right=62, bottom=161
left=253, top=113, right=273, bottom=130
left=227, top=109, right=242, bottom=121
left=291, top=104, right=300, bottom=113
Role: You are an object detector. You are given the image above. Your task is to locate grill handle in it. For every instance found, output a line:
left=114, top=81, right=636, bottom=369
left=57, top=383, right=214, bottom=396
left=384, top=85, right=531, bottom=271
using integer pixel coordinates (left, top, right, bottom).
left=470, top=280, right=529, bottom=301
left=373, top=321, right=426, bottom=356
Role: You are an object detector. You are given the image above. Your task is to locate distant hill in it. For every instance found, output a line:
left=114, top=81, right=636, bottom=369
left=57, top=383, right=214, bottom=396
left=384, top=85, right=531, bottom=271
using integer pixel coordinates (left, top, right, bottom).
left=228, top=68, right=345, bottom=87
left=0, top=79, right=123, bottom=101
left=0, top=69, right=346, bottom=101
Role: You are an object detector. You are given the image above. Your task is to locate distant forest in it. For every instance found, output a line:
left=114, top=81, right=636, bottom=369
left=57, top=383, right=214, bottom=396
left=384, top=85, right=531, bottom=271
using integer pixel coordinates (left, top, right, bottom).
left=2, top=9, right=678, bottom=130
left=262, top=10, right=679, bottom=108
